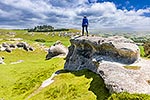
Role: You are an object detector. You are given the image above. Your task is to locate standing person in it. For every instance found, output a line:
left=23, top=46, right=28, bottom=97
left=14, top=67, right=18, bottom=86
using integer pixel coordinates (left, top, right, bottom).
left=82, top=16, right=89, bottom=36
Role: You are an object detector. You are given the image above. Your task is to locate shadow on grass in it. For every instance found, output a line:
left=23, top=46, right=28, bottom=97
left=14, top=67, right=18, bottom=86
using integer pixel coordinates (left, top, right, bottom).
left=59, top=69, right=110, bottom=100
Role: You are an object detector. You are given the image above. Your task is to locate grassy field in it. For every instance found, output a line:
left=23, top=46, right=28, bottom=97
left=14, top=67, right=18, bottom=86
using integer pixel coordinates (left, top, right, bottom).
left=30, top=69, right=110, bottom=100
left=0, top=29, right=150, bottom=100
left=0, top=29, right=70, bottom=99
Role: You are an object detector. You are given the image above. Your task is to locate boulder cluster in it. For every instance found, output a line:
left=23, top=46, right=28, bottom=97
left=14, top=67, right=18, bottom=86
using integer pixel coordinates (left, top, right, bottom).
left=0, top=42, right=34, bottom=53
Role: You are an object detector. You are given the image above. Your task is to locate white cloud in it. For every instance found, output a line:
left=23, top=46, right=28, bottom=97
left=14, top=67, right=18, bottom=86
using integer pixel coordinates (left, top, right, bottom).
left=0, top=0, right=150, bottom=31
left=77, top=2, right=150, bottom=30
left=0, top=9, right=10, bottom=17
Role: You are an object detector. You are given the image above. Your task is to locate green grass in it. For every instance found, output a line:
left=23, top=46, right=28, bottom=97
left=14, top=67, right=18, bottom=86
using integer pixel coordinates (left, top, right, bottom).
left=0, top=29, right=69, bottom=99
left=108, top=92, right=150, bottom=100
left=30, top=69, right=110, bottom=100
left=15, top=32, right=70, bottom=47
left=139, top=46, right=145, bottom=57
left=0, top=29, right=70, bottom=47
left=0, top=29, right=150, bottom=100
left=0, top=45, right=65, bottom=99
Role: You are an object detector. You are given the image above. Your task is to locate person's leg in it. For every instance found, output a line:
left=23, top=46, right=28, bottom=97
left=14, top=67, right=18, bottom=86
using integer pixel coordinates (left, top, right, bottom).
left=82, top=26, right=84, bottom=36
left=85, top=26, right=88, bottom=36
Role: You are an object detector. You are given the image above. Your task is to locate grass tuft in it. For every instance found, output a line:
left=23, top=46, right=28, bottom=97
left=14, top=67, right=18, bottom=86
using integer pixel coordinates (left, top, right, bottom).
left=123, top=66, right=141, bottom=70
left=108, top=92, right=150, bottom=100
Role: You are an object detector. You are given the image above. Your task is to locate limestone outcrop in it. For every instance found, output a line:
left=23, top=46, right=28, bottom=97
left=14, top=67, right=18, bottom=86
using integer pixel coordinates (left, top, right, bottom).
left=64, top=36, right=150, bottom=94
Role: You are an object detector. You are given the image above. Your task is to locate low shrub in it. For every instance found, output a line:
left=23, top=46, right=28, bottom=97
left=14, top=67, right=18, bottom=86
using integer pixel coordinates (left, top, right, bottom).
left=34, top=39, right=46, bottom=42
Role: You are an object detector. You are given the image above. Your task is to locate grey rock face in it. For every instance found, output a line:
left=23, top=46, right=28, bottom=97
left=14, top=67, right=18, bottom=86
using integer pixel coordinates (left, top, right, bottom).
left=97, top=62, right=150, bottom=94
left=46, top=41, right=68, bottom=60
left=65, top=36, right=140, bottom=71
left=64, top=36, right=150, bottom=94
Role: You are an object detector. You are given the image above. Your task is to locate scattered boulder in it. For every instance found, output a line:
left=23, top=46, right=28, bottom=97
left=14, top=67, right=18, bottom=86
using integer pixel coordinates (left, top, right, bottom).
left=46, top=41, right=68, bottom=60
left=0, top=46, right=6, bottom=51
left=0, top=57, right=5, bottom=64
left=23, top=45, right=29, bottom=51
left=5, top=47, right=12, bottom=53
left=9, top=44, right=16, bottom=48
left=2, top=42, right=9, bottom=48
left=29, top=47, right=34, bottom=51
left=64, top=36, right=150, bottom=94
left=0, top=43, right=12, bottom=53
left=16, top=42, right=27, bottom=48
left=16, top=42, right=34, bottom=51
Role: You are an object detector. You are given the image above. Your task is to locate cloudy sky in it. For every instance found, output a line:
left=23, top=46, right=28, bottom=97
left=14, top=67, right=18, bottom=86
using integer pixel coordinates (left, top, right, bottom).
left=0, top=0, right=150, bottom=31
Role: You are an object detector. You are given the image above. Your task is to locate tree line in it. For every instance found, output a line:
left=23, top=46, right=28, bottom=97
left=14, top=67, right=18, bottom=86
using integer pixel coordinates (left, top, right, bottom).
left=28, top=25, right=69, bottom=32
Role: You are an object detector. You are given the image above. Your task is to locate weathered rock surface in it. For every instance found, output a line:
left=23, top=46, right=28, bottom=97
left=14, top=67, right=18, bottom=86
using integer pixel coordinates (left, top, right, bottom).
left=64, top=36, right=150, bottom=94
left=65, top=36, right=140, bottom=70
left=46, top=41, right=68, bottom=60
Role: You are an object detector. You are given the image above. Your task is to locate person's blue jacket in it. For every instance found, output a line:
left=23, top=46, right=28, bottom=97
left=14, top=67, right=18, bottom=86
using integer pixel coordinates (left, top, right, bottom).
left=82, top=17, right=88, bottom=26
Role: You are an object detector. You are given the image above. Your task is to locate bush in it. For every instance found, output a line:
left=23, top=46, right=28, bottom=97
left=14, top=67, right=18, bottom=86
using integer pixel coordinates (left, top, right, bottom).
left=143, top=42, right=150, bottom=57
left=34, top=39, right=46, bottom=42
left=139, top=46, right=145, bottom=57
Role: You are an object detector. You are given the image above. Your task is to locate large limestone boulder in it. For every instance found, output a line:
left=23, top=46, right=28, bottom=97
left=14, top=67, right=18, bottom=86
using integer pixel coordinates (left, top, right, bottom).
left=64, top=36, right=150, bottom=94
left=46, top=41, right=68, bottom=60
left=65, top=36, right=140, bottom=71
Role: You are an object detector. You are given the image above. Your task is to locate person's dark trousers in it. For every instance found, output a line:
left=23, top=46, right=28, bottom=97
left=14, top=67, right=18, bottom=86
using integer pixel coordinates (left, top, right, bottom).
left=82, top=25, right=88, bottom=36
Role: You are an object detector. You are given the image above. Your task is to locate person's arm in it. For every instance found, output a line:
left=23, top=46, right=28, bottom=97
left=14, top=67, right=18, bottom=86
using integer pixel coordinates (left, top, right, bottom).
left=86, top=19, right=89, bottom=26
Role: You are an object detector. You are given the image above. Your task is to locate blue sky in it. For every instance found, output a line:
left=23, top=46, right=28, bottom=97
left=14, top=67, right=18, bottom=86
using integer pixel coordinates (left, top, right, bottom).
left=97, top=0, right=150, bottom=10
left=0, top=0, right=150, bottom=31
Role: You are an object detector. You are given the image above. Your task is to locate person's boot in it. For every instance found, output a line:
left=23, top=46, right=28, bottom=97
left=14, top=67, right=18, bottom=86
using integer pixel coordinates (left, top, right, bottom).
left=87, top=33, right=89, bottom=37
